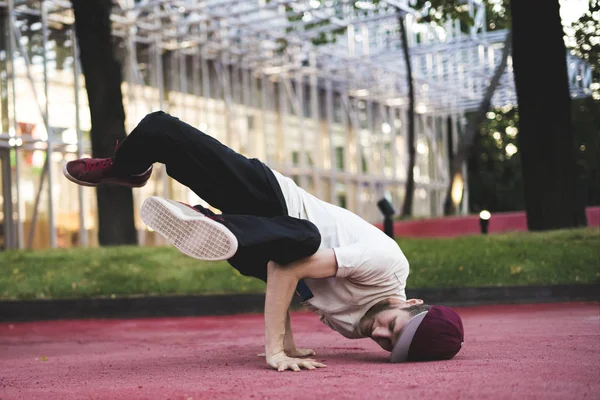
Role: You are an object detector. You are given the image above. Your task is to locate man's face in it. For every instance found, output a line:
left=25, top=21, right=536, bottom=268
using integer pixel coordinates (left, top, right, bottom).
left=359, top=299, right=424, bottom=352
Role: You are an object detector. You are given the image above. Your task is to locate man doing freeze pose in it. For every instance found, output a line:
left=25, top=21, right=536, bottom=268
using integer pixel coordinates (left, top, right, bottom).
left=64, top=111, right=464, bottom=372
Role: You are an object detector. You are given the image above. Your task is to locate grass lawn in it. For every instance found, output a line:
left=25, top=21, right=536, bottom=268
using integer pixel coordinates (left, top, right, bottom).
left=1, top=228, right=599, bottom=301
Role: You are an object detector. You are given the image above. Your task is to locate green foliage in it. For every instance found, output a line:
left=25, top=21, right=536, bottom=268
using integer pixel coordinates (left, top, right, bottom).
left=467, top=106, right=524, bottom=213
left=468, top=98, right=600, bottom=213
left=285, top=5, right=304, bottom=23
left=572, top=97, right=600, bottom=206
left=569, top=0, right=600, bottom=97
left=398, top=0, right=510, bottom=32
left=483, top=0, right=511, bottom=30
left=1, top=229, right=598, bottom=300
left=412, top=0, right=473, bottom=27
left=276, top=1, right=510, bottom=51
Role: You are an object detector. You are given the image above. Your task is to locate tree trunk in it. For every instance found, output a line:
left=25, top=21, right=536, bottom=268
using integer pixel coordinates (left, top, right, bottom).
left=510, top=0, right=587, bottom=230
left=72, top=0, right=138, bottom=245
left=399, top=16, right=416, bottom=218
left=0, top=6, right=9, bottom=132
left=443, top=31, right=513, bottom=215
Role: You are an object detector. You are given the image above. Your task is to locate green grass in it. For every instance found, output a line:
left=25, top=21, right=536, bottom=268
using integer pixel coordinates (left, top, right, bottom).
left=1, top=228, right=599, bottom=300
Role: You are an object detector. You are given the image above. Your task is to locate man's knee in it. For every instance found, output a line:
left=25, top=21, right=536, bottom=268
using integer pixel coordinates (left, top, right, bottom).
left=271, top=219, right=321, bottom=265
left=136, top=110, right=184, bottom=133
left=300, top=220, right=321, bottom=255
left=285, top=218, right=321, bottom=255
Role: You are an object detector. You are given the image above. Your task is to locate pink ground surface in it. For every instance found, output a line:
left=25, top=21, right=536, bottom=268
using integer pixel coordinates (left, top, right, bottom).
left=1, top=302, right=599, bottom=400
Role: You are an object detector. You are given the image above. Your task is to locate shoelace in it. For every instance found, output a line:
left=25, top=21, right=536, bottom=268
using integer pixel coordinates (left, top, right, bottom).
left=85, top=158, right=113, bottom=172
left=85, top=140, right=119, bottom=172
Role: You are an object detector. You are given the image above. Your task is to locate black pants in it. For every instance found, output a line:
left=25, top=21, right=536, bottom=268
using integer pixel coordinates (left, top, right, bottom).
left=114, top=111, right=321, bottom=283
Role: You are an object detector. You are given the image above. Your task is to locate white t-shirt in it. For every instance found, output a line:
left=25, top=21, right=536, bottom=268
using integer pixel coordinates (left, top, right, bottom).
left=272, top=170, right=410, bottom=339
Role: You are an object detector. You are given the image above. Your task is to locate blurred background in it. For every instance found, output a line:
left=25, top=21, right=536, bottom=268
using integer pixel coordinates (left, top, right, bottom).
left=0, top=0, right=597, bottom=250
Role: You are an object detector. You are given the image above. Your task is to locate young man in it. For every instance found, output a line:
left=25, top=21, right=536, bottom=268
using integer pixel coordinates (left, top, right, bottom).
left=64, top=111, right=464, bottom=372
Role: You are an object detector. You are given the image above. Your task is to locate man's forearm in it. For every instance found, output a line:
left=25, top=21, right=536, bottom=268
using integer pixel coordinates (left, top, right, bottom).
left=264, top=262, right=299, bottom=357
left=263, top=250, right=336, bottom=371
left=265, top=249, right=337, bottom=357
left=264, top=249, right=338, bottom=357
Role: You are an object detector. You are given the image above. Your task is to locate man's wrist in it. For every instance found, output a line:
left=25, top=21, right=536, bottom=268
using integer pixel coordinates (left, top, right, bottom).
left=265, top=340, right=286, bottom=358
left=265, top=349, right=285, bottom=362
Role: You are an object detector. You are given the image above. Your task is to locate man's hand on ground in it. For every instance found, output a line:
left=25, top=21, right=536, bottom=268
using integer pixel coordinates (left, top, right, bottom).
left=266, top=351, right=326, bottom=372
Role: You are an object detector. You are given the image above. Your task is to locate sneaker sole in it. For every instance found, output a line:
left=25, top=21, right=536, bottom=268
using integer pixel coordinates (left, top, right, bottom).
left=62, top=164, right=149, bottom=188
left=140, top=196, right=238, bottom=261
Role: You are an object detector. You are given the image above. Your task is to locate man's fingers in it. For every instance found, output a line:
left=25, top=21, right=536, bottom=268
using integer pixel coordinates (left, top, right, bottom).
left=302, top=362, right=316, bottom=370
left=305, top=361, right=326, bottom=368
left=257, top=352, right=266, bottom=357
left=270, top=356, right=326, bottom=372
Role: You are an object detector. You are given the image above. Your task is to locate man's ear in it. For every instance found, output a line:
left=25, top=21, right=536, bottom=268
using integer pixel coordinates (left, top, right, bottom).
left=405, top=298, right=424, bottom=305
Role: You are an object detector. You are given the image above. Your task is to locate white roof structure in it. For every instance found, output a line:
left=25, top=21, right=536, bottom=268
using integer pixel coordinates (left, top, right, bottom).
left=96, top=0, right=592, bottom=112
left=10, top=0, right=592, bottom=112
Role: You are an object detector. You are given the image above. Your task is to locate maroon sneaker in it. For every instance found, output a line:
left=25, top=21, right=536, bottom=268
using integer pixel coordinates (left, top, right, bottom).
left=63, top=157, right=153, bottom=188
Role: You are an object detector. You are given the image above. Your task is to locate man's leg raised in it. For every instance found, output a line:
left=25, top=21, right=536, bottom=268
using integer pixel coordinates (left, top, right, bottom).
left=64, top=111, right=285, bottom=217
left=140, top=196, right=321, bottom=282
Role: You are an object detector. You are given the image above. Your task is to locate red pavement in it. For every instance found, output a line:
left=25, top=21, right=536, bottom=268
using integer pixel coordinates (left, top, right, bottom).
left=1, top=302, right=599, bottom=400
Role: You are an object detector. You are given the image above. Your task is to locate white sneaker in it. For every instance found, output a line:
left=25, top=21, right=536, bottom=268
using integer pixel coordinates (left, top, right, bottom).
left=140, top=196, right=238, bottom=261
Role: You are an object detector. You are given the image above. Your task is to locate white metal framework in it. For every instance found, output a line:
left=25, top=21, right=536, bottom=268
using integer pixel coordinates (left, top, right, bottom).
left=0, top=0, right=592, bottom=250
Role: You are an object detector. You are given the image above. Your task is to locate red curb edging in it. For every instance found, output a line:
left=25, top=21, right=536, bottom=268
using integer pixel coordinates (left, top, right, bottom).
left=374, top=206, right=600, bottom=237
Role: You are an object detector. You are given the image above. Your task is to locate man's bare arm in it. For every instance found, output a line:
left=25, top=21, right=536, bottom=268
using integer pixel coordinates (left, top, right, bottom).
left=264, top=249, right=337, bottom=371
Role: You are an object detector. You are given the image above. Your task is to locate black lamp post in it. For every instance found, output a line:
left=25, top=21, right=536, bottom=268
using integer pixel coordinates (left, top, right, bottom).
left=377, top=198, right=396, bottom=239
left=479, top=210, right=491, bottom=234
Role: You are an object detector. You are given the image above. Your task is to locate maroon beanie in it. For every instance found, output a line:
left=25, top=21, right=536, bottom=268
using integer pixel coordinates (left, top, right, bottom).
left=391, top=306, right=464, bottom=363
